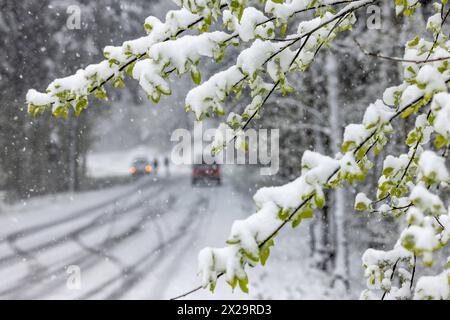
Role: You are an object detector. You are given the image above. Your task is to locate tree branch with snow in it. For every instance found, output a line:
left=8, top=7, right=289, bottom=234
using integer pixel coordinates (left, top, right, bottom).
left=24, top=0, right=449, bottom=300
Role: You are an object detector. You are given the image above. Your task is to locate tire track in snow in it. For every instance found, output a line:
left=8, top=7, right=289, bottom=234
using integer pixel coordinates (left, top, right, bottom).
left=102, top=195, right=209, bottom=300
left=0, top=177, right=155, bottom=247
left=0, top=202, right=161, bottom=299
left=0, top=180, right=163, bottom=267
left=0, top=181, right=170, bottom=298
left=76, top=198, right=171, bottom=299
left=146, top=185, right=222, bottom=299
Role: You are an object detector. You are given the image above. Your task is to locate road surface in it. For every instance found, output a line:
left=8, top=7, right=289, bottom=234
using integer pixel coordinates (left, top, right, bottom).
left=0, top=174, right=253, bottom=299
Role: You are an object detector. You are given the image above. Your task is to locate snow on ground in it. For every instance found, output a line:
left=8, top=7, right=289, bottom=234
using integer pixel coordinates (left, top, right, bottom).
left=0, top=167, right=357, bottom=300
left=247, top=227, right=363, bottom=300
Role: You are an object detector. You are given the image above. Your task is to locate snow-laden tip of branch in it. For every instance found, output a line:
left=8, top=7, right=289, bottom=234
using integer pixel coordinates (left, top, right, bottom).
left=186, top=66, right=244, bottom=119
left=26, top=6, right=208, bottom=116
left=414, top=269, right=450, bottom=300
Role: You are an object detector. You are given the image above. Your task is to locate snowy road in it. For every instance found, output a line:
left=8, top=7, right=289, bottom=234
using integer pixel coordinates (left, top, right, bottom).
left=0, top=174, right=252, bottom=300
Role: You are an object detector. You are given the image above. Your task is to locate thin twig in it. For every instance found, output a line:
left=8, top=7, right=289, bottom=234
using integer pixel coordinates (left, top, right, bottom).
left=354, top=38, right=450, bottom=64
left=410, top=254, right=417, bottom=290
left=381, top=258, right=400, bottom=300
left=425, top=6, right=450, bottom=61
left=255, top=0, right=354, bottom=27
left=396, top=133, right=422, bottom=188
left=237, top=7, right=357, bottom=138
left=435, top=216, right=446, bottom=229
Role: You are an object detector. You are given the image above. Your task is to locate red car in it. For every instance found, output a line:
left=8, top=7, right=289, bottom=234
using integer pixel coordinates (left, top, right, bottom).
left=192, top=163, right=221, bottom=185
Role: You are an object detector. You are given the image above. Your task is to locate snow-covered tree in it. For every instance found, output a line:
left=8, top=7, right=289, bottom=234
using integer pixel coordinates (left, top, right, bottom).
left=25, top=0, right=450, bottom=299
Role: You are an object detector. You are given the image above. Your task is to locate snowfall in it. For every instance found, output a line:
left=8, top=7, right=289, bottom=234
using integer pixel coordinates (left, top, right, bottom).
left=0, top=148, right=361, bottom=300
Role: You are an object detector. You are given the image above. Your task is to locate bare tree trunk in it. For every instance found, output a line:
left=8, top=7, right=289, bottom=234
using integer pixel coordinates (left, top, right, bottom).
left=326, top=52, right=350, bottom=291
left=318, top=199, right=335, bottom=271
left=68, top=116, right=79, bottom=192
left=312, top=112, right=334, bottom=269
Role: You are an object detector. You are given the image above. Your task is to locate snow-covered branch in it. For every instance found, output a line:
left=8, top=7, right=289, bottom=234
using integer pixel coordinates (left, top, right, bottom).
left=24, top=0, right=450, bottom=300
left=26, top=0, right=355, bottom=119
left=179, top=1, right=450, bottom=300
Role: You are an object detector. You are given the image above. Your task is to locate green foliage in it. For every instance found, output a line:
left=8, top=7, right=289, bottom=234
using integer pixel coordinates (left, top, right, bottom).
left=191, top=65, right=202, bottom=85
left=291, top=206, right=313, bottom=229
left=434, top=134, right=448, bottom=150
left=75, top=97, right=88, bottom=117
left=259, top=239, right=274, bottom=266
left=238, top=275, right=249, bottom=293
left=278, top=207, right=291, bottom=221
left=95, top=87, right=108, bottom=101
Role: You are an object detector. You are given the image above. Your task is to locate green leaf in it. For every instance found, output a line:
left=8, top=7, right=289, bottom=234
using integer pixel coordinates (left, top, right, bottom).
left=341, top=140, right=355, bottom=153
left=227, top=276, right=238, bottom=290
left=437, top=61, right=448, bottom=73
left=406, top=130, right=419, bottom=145
left=75, top=98, right=88, bottom=117
left=209, top=281, right=216, bottom=293
left=355, top=202, right=368, bottom=211
left=406, top=66, right=417, bottom=76
left=300, top=207, right=314, bottom=220
left=383, top=167, right=394, bottom=177
left=126, top=63, right=135, bottom=77
left=113, top=77, right=124, bottom=89
left=191, top=66, right=202, bottom=85
left=157, top=85, right=171, bottom=96
left=434, top=134, right=448, bottom=150
left=243, top=249, right=259, bottom=263
left=278, top=208, right=290, bottom=221
left=259, top=239, right=274, bottom=266
left=95, top=87, right=108, bottom=101
left=144, top=23, right=152, bottom=33
left=204, top=14, right=212, bottom=26
left=291, top=214, right=302, bottom=229
left=407, top=36, right=419, bottom=48
left=402, top=234, right=415, bottom=251
left=150, top=91, right=161, bottom=103
left=238, top=275, right=249, bottom=294
left=314, top=191, right=325, bottom=209
left=401, top=106, right=415, bottom=118
left=238, top=4, right=244, bottom=22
